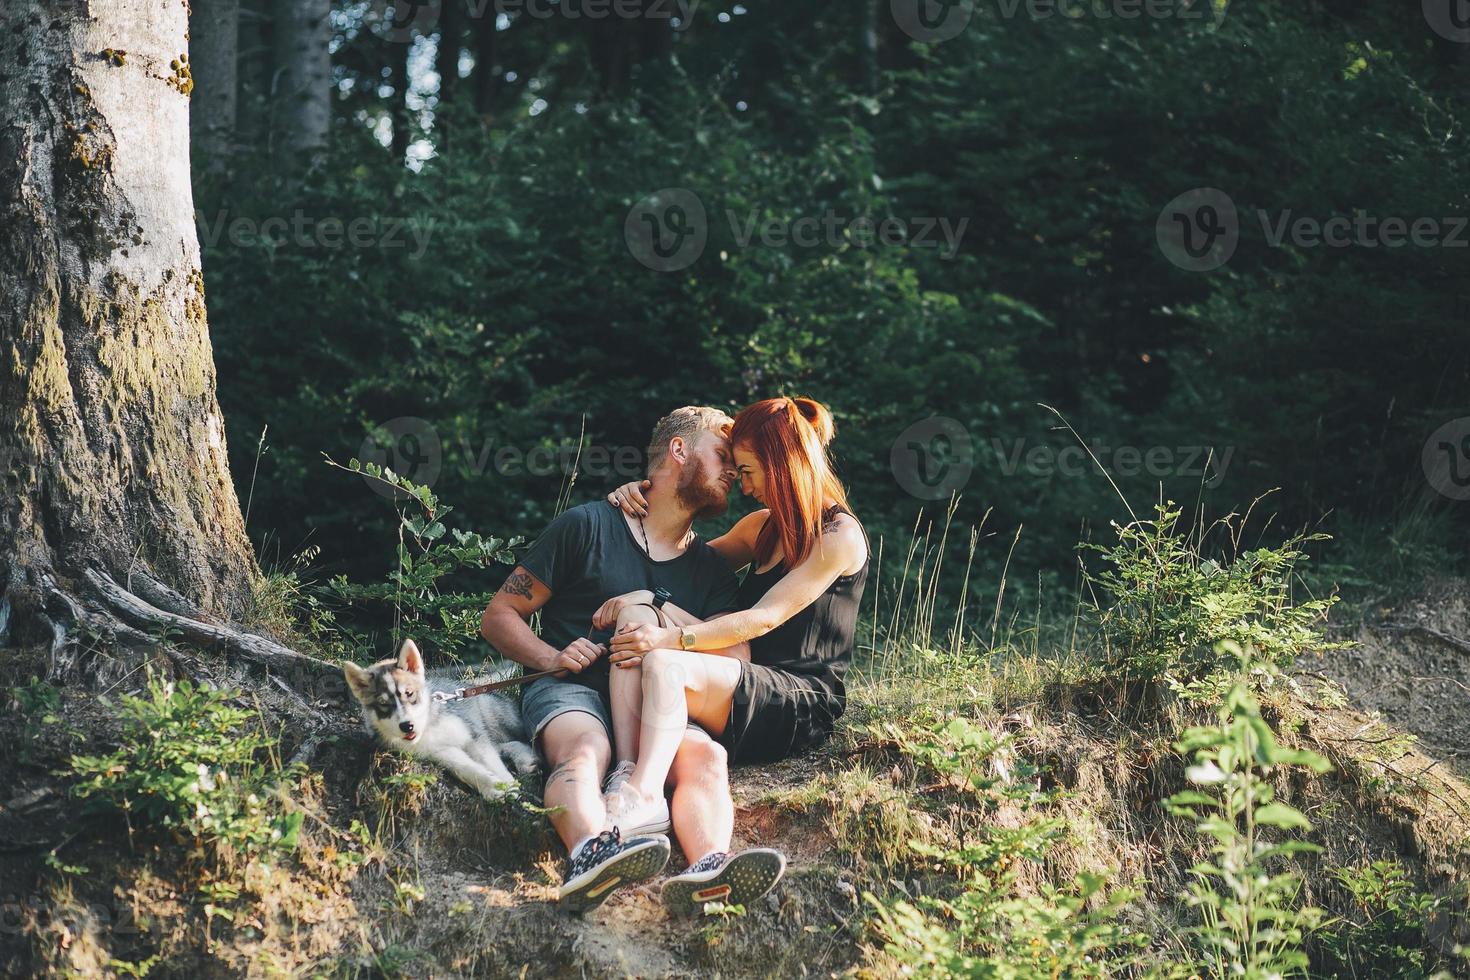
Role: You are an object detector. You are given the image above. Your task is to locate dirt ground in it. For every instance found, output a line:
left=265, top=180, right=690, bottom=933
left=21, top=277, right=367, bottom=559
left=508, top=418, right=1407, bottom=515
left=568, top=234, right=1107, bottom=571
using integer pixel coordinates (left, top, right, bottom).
left=1309, top=578, right=1470, bottom=775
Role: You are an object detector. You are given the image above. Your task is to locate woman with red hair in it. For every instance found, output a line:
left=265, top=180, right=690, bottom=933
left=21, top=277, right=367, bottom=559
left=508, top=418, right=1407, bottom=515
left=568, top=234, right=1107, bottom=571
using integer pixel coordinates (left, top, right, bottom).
left=596, top=396, right=869, bottom=909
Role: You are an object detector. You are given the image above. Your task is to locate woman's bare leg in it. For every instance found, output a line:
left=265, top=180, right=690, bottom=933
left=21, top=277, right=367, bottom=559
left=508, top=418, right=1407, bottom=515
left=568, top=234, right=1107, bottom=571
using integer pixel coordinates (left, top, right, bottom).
left=608, top=605, right=659, bottom=764
left=625, top=649, right=743, bottom=801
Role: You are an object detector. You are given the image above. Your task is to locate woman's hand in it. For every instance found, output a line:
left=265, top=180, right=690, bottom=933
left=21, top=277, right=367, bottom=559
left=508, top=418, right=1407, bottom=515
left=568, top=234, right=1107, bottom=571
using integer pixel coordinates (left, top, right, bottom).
left=591, top=589, right=655, bottom=631
left=608, top=622, right=679, bottom=668
left=606, top=479, right=652, bottom=517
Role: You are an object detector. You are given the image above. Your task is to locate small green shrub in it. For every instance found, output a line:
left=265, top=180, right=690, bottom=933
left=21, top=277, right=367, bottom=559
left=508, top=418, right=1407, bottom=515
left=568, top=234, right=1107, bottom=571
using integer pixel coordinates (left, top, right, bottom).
left=67, top=673, right=303, bottom=861
left=323, top=457, right=522, bottom=661
left=1316, top=860, right=1465, bottom=979
left=1164, top=649, right=1332, bottom=978
left=1087, top=503, right=1341, bottom=701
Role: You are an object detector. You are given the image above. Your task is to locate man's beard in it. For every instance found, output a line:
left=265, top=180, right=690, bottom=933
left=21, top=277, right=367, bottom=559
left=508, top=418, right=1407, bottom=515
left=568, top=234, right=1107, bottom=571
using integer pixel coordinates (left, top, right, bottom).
left=676, top=456, right=729, bottom=519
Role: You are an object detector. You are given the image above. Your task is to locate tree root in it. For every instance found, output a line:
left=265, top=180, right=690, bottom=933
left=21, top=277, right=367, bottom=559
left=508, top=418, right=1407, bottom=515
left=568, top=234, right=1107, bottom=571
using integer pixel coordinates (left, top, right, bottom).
left=84, top=568, right=342, bottom=686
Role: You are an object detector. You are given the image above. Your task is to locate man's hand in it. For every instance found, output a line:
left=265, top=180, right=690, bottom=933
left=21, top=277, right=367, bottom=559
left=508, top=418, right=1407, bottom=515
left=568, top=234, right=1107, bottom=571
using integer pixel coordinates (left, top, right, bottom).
left=591, top=589, right=655, bottom=631
left=554, top=637, right=608, bottom=674
left=609, top=622, right=679, bottom=668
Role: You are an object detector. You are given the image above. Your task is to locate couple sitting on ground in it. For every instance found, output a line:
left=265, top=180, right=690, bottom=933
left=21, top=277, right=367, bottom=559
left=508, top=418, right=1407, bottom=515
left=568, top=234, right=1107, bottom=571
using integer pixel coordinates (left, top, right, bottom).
left=480, top=398, right=869, bottom=914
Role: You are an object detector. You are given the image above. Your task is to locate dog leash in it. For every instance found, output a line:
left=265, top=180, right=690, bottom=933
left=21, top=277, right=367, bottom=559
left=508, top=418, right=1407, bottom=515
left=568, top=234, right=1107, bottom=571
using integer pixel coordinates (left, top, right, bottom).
left=432, top=667, right=561, bottom=703
left=435, top=604, right=669, bottom=703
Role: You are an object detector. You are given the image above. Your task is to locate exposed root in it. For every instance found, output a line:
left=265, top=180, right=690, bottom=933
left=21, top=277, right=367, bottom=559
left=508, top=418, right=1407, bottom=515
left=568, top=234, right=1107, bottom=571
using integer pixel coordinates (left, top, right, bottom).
left=124, top=568, right=201, bottom=619
left=85, top=567, right=338, bottom=675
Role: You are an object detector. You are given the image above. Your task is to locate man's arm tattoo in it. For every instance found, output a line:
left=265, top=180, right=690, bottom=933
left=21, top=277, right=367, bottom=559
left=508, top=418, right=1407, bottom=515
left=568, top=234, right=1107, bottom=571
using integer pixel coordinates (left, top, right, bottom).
left=501, top=570, right=535, bottom=600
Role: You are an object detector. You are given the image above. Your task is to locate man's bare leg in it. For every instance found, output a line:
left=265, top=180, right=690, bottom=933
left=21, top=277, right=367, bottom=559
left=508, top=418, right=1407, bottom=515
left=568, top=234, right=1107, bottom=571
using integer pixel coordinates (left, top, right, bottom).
left=539, top=710, right=612, bottom=852
left=666, top=727, right=733, bottom=863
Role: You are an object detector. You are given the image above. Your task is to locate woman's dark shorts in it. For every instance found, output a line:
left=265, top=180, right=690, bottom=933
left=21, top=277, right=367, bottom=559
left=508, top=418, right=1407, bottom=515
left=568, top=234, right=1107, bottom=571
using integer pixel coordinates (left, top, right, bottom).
left=718, top=661, right=844, bottom=764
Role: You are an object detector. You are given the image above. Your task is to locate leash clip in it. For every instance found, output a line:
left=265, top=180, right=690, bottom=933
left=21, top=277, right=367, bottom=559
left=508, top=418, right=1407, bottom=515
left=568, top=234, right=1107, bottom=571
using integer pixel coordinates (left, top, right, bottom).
left=432, top=688, right=466, bottom=704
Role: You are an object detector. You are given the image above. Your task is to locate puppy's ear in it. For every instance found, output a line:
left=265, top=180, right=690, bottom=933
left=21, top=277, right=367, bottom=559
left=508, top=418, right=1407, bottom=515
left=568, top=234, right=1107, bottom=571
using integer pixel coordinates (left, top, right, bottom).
left=397, top=638, right=425, bottom=676
left=343, top=662, right=375, bottom=703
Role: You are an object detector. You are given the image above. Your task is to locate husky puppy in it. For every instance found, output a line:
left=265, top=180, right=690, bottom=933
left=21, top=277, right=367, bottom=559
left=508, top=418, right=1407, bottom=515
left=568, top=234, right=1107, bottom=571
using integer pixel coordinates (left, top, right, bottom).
left=343, top=639, right=539, bottom=800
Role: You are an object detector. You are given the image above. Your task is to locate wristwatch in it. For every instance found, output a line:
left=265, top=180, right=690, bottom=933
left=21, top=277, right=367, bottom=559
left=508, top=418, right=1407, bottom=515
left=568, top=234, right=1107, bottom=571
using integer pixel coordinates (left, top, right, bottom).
left=680, top=629, right=696, bottom=650
left=652, top=587, right=672, bottom=609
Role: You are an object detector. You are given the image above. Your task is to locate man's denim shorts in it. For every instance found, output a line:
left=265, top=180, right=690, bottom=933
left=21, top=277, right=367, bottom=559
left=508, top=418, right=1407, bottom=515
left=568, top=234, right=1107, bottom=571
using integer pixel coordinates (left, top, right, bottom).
left=520, top=674, right=613, bottom=753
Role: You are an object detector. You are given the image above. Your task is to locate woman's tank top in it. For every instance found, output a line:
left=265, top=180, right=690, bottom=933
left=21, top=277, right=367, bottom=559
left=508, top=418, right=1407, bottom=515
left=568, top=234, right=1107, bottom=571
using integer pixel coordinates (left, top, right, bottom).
left=733, top=505, right=869, bottom=694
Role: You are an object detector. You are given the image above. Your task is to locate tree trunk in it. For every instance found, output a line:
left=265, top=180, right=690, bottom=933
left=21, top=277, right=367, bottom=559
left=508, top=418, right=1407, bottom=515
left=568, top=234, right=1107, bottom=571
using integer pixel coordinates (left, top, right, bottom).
left=0, top=0, right=259, bottom=649
left=472, top=10, right=499, bottom=120
left=435, top=0, right=463, bottom=106
left=190, top=0, right=239, bottom=170
left=272, top=0, right=330, bottom=166
left=235, top=0, right=271, bottom=149
left=389, top=38, right=412, bottom=164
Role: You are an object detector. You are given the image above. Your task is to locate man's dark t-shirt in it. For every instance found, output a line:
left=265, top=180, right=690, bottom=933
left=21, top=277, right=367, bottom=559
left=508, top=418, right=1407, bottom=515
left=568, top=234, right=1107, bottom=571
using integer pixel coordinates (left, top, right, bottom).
left=516, top=501, right=740, bottom=692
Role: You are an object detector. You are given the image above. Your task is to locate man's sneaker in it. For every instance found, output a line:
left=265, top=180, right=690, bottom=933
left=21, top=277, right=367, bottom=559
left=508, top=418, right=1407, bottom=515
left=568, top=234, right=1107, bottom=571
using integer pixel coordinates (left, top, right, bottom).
left=661, top=848, right=787, bottom=916
left=602, top=760, right=636, bottom=797
left=558, top=829, right=671, bottom=914
left=604, top=783, right=671, bottom=836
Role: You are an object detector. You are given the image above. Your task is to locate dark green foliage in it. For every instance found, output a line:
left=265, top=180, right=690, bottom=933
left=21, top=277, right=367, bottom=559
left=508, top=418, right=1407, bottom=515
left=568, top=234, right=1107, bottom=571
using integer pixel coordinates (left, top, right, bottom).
left=202, top=0, right=1470, bottom=647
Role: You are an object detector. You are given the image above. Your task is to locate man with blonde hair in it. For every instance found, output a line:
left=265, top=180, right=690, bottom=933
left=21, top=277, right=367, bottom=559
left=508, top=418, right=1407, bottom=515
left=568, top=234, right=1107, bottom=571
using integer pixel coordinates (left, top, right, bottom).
left=481, top=406, right=742, bottom=912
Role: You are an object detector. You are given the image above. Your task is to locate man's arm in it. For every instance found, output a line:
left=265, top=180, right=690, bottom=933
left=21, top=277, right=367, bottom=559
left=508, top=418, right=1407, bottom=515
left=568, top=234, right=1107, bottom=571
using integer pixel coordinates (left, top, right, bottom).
left=481, top=566, right=606, bottom=674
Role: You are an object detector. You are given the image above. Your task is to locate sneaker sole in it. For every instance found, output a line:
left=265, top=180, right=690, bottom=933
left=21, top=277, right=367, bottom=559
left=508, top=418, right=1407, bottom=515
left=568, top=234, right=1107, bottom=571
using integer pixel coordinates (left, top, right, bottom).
left=558, top=836, right=671, bottom=915
left=661, top=849, right=787, bottom=916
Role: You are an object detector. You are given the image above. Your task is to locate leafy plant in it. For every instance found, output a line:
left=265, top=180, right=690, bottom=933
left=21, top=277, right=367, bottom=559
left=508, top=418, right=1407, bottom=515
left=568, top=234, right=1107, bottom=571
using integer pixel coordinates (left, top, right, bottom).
left=1316, top=860, right=1465, bottom=979
left=1087, top=503, right=1341, bottom=701
left=323, top=457, right=522, bottom=660
left=67, top=673, right=303, bottom=862
left=1164, top=647, right=1332, bottom=978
